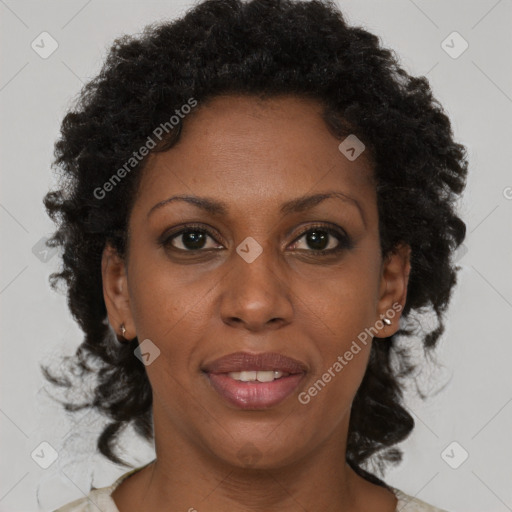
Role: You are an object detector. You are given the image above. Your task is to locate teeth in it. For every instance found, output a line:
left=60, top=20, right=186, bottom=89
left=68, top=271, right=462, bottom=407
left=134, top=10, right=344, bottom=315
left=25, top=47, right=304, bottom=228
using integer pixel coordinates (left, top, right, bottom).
left=228, top=370, right=287, bottom=382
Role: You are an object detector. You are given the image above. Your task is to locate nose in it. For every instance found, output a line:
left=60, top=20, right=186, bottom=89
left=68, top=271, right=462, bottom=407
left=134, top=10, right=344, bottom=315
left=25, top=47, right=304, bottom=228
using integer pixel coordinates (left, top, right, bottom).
left=219, top=241, right=294, bottom=332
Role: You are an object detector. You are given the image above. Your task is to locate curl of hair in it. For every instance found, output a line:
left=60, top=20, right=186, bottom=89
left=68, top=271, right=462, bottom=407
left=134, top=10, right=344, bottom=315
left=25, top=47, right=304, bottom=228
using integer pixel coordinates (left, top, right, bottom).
left=43, top=0, right=468, bottom=484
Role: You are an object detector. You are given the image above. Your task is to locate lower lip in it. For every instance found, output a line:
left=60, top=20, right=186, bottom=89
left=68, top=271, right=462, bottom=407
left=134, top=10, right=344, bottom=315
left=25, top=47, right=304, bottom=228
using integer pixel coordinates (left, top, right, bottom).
left=206, top=372, right=305, bottom=409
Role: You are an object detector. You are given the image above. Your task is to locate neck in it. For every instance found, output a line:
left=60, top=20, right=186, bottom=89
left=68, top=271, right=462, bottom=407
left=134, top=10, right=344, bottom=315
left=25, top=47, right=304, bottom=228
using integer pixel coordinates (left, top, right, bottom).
left=111, top=405, right=397, bottom=512
left=125, top=416, right=369, bottom=512
left=146, top=452, right=358, bottom=512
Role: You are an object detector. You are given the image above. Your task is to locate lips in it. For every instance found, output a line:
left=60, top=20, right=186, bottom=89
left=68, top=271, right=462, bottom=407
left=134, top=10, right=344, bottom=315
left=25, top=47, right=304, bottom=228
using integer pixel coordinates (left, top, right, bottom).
left=202, top=351, right=308, bottom=375
left=202, top=352, right=307, bottom=409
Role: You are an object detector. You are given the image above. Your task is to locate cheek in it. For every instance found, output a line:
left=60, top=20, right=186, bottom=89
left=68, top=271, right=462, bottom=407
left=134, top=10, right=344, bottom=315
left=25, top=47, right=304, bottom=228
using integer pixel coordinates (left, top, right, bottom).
left=297, top=315, right=372, bottom=427
left=127, top=251, right=214, bottom=341
left=126, top=258, right=209, bottom=406
left=295, top=261, right=379, bottom=342
left=126, top=254, right=219, bottom=396
left=305, top=292, right=373, bottom=395
left=293, top=261, right=377, bottom=403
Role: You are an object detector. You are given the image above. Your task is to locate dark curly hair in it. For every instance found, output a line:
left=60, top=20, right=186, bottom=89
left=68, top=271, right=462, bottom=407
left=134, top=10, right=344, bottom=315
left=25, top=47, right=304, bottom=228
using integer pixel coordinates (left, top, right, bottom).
left=42, top=0, right=468, bottom=487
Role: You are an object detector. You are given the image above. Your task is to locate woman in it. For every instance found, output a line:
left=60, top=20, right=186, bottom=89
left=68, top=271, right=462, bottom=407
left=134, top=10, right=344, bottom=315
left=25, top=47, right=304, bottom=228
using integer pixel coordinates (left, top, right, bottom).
left=44, top=0, right=468, bottom=510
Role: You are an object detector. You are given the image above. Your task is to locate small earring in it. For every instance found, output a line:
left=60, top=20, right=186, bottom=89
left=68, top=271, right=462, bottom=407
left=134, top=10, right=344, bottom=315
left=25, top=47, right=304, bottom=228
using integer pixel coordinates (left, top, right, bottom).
left=382, top=317, right=392, bottom=326
left=120, top=324, right=127, bottom=338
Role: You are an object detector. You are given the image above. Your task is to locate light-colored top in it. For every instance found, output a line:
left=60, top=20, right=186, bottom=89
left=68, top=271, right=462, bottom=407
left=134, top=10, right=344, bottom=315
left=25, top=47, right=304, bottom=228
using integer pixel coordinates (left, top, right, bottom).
left=53, top=465, right=449, bottom=512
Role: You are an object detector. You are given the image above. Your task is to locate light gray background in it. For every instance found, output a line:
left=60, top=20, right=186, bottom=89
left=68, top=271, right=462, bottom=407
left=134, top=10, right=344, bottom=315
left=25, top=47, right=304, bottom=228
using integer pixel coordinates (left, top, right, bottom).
left=1, top=1, right=511, bottom=511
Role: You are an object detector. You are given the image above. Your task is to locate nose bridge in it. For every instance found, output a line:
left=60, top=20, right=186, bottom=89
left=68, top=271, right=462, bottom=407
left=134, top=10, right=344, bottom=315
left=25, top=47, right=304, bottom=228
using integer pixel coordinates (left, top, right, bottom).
left=220, top=236, right=293, bottom=330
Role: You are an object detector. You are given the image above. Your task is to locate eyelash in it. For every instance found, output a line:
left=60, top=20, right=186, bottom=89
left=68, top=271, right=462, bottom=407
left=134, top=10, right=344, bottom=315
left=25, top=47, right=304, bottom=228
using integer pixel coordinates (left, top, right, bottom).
left=159, top=222, right=353, bottom=256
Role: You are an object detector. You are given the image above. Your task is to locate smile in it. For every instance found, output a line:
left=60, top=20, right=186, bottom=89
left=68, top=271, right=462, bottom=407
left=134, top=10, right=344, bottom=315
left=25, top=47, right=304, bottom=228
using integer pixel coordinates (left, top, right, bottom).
left=202, top=351, right=308, bottom=409
left=206, top=372, right=305, bottom=409
left=228, top=370, right=289, bottom=382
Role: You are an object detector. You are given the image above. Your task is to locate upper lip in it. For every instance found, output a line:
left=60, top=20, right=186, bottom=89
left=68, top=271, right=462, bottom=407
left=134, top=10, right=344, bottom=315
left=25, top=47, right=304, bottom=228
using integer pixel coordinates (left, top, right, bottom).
left=202, top=351, right=308, bottom=375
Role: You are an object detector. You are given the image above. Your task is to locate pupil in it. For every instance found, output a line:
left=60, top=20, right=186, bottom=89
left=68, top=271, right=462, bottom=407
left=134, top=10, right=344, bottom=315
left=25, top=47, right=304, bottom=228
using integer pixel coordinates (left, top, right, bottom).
left=307, top=230, right=328, bottom=250
left=183, top=231, right=206, bottom=250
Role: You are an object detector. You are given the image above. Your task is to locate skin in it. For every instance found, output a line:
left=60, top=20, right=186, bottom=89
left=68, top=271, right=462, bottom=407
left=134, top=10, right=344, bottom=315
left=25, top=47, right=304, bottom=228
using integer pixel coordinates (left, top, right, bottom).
left=102, top=94, right=411, bottom=512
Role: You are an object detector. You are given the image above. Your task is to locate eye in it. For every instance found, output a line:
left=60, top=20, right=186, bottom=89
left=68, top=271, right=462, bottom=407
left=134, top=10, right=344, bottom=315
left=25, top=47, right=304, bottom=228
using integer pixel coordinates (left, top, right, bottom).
left=160, top=225, right=222, bottom=252
left=159, top=222, right=352, bottom=255
left=289, top=224, right=352, bottom=255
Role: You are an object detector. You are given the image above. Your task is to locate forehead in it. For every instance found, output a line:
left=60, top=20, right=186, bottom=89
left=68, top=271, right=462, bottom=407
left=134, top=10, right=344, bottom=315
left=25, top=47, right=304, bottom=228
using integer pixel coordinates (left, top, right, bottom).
left=133, top=94, right=375, bottom=218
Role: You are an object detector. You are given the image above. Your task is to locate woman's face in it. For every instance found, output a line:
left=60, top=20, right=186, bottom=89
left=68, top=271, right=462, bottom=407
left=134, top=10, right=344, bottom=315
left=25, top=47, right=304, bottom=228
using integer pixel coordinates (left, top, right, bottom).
left=103, top=94, right=410, bottom=469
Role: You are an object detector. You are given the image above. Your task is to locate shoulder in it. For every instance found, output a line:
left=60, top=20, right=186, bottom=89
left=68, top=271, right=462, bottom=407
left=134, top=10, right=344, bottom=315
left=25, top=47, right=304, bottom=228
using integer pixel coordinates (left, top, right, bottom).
left=52, top=463, right=152, bottom=512
left=52, top=486, right=118, bottom=512
left=391, top=487, right=450, bottom=512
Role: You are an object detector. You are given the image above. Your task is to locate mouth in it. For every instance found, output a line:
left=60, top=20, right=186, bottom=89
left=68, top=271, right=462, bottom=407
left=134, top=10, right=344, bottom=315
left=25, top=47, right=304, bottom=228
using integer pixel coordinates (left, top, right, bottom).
left=202, top=352, right=307, bottom=410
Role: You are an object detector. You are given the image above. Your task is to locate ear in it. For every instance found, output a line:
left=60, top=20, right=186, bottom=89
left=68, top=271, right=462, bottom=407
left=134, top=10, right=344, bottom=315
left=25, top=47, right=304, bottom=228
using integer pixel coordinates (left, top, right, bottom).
left=101, top=243, right=136, bottom=341
left=375, top=242, right=411, bottom=338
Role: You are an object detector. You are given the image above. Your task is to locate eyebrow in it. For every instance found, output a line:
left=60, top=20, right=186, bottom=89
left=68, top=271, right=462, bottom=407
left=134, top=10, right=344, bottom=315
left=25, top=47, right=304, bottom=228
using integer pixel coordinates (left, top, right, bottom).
left=147, top=191, right=366, bottom=226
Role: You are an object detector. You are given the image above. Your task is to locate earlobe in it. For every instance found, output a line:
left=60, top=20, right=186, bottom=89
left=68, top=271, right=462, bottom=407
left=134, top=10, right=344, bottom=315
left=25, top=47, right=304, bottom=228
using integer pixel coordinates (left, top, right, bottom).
left=376, top=242, right=411, bottom=336
left=101, top=244, right=135, bottom=341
